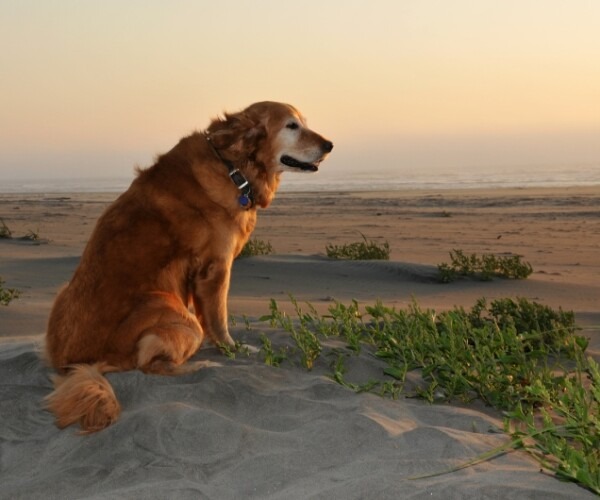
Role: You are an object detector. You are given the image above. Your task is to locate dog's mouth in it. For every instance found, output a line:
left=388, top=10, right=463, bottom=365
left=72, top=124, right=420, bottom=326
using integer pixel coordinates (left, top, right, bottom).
left=280, top=155, right=321, bottom=172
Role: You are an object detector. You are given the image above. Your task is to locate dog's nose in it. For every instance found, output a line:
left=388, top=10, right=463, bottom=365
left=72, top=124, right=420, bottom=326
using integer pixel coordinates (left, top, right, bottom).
left=322, top=141, right=334, bottom=153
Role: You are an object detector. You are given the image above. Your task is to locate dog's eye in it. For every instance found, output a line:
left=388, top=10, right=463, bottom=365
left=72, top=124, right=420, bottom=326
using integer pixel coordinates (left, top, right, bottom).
left=286, top=122, right=299, bottom=130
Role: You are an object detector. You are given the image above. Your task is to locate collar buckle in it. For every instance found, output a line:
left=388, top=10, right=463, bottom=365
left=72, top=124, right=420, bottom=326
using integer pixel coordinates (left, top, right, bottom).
left=228, top=168, right=250, bottom=190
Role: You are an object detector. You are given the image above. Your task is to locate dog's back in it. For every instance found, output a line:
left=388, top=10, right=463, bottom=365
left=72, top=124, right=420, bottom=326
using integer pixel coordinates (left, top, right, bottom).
left=46, top=149, right=213, bottom=369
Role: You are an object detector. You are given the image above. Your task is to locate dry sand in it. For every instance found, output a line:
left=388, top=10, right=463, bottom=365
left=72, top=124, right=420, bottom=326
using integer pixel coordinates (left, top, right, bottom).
left=0, top=186, right=598, bottom=498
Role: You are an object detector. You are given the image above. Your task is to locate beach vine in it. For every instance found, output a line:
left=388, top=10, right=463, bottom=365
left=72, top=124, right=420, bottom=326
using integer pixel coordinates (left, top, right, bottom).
left=0, top=277, right=20, bottom=306
left=0, top=218, right=13, bottom=239
left=325, top=233, right=390, bottom=260
left=0, top=218, right=44, bottom=243
left=438, top=249, right=533, bottom=282
left=255, top=297, right=599, bottom=495
left=238, top=238, right=274, bottom=258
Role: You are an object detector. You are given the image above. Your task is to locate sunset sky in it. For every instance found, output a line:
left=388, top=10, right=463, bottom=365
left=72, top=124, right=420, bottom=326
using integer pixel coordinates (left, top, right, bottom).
left=1, top=1, right=599, bottom=182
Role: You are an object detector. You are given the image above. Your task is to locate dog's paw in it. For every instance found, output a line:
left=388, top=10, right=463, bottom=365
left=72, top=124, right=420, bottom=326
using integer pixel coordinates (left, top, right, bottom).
left=220, top=333, right=236, bottom=347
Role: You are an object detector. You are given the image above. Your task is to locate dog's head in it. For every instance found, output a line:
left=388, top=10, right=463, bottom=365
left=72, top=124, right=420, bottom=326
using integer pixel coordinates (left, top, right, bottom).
left=205, top=101, right=333, bottom=207
left=206, top=101, right=333, bottom=174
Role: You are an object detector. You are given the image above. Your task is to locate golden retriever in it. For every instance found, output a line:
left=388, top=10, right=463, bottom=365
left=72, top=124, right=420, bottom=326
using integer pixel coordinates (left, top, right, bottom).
left=45, top=101, right=333, bottom=433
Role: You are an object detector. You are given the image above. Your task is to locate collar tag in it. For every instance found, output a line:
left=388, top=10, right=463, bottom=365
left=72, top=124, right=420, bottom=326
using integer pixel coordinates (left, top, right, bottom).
left=238, top=194, right=251, bottom=207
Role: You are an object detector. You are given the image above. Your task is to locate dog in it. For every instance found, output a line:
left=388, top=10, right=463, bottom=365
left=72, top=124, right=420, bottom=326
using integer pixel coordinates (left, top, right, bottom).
left=45, top=101, right=333, bottom=433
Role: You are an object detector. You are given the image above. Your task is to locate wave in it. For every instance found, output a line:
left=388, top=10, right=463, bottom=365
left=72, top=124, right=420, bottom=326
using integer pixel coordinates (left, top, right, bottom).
left=1, top=166, right=599, bottom=194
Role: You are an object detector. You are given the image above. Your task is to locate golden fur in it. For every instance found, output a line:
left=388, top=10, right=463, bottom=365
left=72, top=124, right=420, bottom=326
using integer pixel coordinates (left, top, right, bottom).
left=45, top=102, right=332, bottom=433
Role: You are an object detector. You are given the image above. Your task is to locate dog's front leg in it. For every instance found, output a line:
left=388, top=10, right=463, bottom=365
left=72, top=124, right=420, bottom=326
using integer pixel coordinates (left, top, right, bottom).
left=192, top=258, right=235, bottom=347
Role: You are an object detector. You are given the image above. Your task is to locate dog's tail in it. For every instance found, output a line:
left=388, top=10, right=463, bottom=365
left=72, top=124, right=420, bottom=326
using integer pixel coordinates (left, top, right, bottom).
left=45, top=362, right=121, bottom=434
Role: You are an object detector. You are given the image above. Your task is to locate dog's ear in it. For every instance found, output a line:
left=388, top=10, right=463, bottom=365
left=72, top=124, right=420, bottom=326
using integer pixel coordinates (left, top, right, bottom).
left=207, top=110, right=266, bottom=153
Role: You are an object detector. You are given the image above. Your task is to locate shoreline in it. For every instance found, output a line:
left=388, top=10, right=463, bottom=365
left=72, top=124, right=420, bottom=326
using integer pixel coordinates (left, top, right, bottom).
left=1, top=183, right=600, bottom=196
left=1, top=159, right=599, bottom=195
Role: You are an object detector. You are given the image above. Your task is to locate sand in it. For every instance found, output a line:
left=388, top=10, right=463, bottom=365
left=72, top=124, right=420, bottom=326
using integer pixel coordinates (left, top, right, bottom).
left=0, top=186, right=598, bottom=498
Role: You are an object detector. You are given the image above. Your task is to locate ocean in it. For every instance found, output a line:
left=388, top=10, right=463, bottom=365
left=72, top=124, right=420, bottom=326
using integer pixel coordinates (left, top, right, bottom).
left=1, top=164, right=598, bottom=194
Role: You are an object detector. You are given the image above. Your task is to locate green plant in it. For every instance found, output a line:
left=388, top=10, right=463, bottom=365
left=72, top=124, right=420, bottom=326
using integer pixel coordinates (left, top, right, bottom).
left=504, top=357, right=600, bottom=494
left=260, top=297, right=322, bottom=370
left=326, top=233, right=390, bottom=260
left=217, top=340, right=250, bottom=359
left=257, top=296, right=598, bottom=493
left=438, top=249, right=533, bottom=282
left=0, top=219, right=43, bottom=242
left=329, top=353, right=379, bottom=393
left=22, top=229, right=40, bottom=241
left=0, top=218, right=12, bottom=239
left=0, top=277, right=20, bottom=306
left=259, top=333, right=288, bottom=367
left=238, top=238, right=274, bottom=258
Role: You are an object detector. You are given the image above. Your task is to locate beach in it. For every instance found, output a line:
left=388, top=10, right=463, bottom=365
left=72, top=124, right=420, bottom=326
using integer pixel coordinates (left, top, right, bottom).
left=1, top=186, right=599, bottom=498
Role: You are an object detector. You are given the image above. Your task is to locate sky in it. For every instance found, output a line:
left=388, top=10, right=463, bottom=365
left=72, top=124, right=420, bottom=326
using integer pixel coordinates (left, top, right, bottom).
left=1, top=0, right=599, bottom=183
